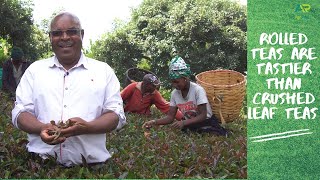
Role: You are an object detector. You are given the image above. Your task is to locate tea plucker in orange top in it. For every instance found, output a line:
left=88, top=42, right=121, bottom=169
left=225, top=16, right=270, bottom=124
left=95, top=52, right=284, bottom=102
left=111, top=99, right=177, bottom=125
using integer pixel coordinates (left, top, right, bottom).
left=121, top=73, right=183, bottom=120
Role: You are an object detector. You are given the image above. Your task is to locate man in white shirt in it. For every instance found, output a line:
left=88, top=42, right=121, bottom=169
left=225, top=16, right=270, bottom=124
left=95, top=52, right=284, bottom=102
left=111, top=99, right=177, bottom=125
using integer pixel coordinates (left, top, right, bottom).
left=12, top=12, right=126, bottom=167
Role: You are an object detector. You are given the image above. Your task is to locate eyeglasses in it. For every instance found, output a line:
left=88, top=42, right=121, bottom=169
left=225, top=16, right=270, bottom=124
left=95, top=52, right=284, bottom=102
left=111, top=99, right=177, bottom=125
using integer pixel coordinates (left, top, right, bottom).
left=49, top=29, right=82, bottom=37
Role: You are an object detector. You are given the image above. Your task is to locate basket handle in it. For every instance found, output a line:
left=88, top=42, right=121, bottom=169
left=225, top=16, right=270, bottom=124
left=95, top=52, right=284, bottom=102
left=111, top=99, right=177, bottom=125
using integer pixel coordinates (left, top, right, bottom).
left=212, top=95, right=226, bottom=125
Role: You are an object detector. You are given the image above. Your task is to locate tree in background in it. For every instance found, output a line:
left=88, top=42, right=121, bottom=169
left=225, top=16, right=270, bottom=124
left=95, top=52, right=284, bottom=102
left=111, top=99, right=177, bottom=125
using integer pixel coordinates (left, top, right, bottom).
left=90, top=0, right=247, bottom=87
left=0, top=0, right=51, bottom=62
left=88, top=19, right=147, bottom=85
left=0, top=38, right=11, bottom=67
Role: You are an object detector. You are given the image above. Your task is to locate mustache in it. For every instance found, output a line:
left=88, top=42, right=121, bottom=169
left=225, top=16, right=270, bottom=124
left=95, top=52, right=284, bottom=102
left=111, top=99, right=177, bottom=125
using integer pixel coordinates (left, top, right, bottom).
left=58, top=41, right=73, bottom=47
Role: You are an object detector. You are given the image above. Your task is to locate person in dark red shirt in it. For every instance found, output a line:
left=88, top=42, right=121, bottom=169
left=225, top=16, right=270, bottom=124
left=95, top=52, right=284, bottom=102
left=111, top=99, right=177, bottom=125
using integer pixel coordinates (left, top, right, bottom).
left=121, top=74, right=183, bottom=120
left=2, top=47, right=31, bottom=97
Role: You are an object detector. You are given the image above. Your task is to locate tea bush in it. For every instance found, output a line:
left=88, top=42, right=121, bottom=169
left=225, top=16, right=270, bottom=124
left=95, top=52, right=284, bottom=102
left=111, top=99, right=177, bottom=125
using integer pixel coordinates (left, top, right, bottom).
left=0, top=92, right=246, bottom=179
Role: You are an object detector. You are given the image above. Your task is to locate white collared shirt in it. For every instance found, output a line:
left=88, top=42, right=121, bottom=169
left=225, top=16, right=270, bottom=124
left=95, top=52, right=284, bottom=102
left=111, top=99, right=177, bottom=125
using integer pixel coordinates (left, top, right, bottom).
left=12, top=54, right=126, bottom=166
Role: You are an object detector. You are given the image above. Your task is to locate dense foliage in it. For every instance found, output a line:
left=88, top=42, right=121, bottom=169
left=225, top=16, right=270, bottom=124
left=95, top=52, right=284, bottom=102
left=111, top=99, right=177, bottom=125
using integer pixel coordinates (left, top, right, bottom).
left=90, top=0, right=247, bottom=87
left=0, top=0, right=51, bottom=62
left=0, top=91, right=247, bottom=179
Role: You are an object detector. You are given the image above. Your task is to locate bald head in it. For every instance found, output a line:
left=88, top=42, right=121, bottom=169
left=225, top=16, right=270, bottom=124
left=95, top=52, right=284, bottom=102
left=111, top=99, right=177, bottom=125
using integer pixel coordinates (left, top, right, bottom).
left=143, top=74, right=160, bottom=86
left=49, top=12, right=82, bottom=31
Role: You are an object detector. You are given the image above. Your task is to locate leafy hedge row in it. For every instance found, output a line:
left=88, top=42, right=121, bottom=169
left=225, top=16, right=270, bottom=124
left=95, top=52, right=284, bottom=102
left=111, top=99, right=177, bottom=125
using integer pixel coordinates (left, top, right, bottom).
left=0, top=92, right=246, bottom=179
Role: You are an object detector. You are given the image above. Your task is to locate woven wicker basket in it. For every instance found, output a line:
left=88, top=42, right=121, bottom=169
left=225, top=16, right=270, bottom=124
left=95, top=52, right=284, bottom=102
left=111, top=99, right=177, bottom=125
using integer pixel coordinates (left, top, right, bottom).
left=124, top=68, right=157, bottom=87
left=196, top=69, right=246, bottom=124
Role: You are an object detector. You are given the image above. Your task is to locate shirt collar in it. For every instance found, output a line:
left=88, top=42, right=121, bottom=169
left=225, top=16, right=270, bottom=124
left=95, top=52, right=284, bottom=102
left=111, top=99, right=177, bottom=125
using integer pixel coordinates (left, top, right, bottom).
left=49, top=53, right=89, bottom=69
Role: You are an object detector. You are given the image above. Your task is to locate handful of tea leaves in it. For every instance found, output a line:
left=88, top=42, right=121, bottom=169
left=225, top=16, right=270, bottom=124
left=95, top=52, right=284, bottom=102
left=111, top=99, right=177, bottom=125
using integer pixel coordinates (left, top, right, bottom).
left=48, top=119, right=75, bottom=140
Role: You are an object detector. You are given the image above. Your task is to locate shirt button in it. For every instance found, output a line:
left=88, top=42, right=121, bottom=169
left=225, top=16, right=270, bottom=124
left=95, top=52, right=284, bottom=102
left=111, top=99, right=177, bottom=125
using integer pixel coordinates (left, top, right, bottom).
left=65, top=87, right=68, bottom=90
left=62, top=144, right=66, bottom=147
left=64, top=105, right=67, bottom=108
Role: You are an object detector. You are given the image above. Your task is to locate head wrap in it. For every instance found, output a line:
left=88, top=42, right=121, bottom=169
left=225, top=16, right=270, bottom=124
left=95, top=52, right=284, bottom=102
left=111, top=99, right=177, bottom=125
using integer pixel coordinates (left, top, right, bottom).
left=143, top=74, right=161, bottom=86
left=168, top=56, right=191, bottom=80
left=11, top=47, right=24, bottom=60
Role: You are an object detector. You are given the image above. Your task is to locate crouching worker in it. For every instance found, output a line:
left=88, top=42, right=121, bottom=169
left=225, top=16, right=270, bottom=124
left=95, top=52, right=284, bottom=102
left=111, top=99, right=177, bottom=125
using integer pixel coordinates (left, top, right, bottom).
left=143, top=56, right=227, bottom=136
left=121, top=73, right=183, bottom=120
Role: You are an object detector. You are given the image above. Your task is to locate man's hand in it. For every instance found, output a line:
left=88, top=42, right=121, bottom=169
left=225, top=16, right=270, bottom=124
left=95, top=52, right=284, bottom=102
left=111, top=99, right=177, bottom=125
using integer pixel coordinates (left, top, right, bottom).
left=171, top=120, right=185, bottom=129
left=40, top=118, right=89, bottom=145
left=40, top=124, right=66, bottom=145
left=59, top=117, right=89, bottom=138
left=142, top=120, right=156, bottom=129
